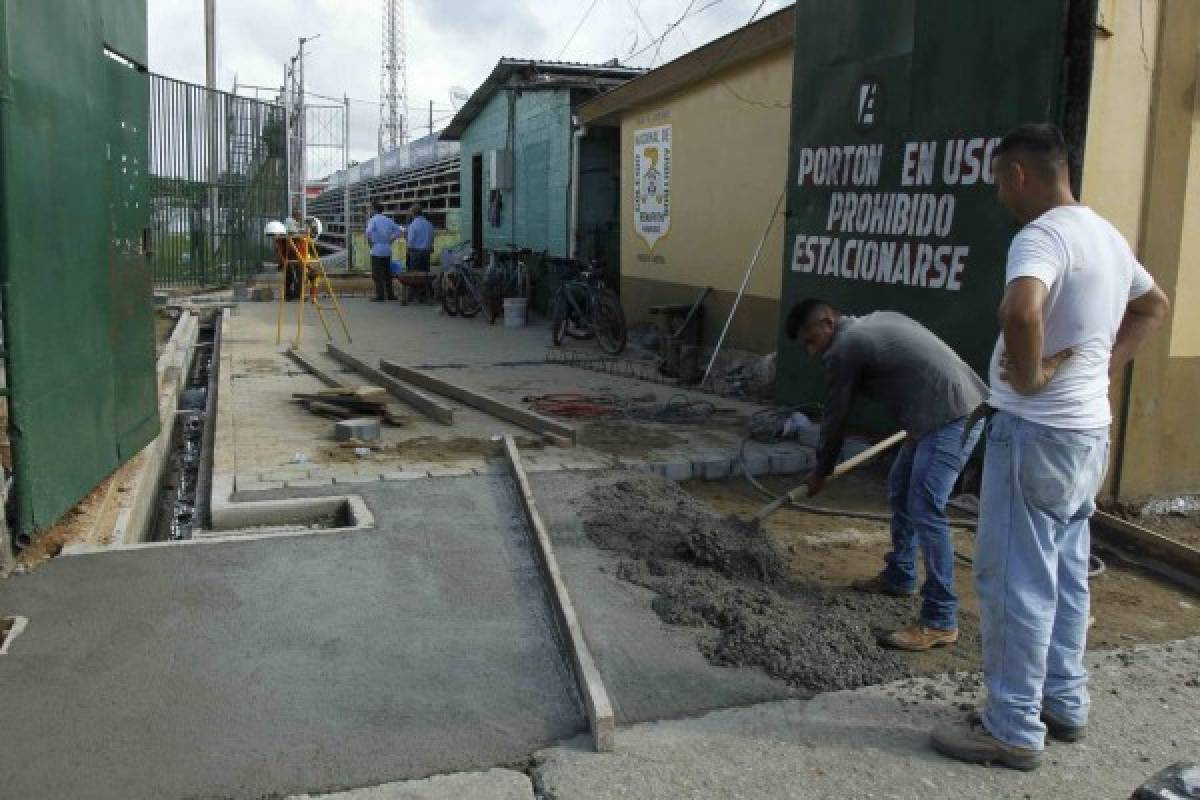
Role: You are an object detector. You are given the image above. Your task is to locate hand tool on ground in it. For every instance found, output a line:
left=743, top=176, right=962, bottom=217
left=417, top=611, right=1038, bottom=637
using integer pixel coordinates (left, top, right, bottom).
left=751, top=431, right=907, bottom=524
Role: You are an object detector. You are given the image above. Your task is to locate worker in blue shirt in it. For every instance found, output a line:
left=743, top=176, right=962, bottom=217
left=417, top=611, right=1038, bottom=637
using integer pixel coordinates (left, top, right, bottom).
left=405, top=203, right=435, bottom=273
left=366, top=201, right=404, bottom=302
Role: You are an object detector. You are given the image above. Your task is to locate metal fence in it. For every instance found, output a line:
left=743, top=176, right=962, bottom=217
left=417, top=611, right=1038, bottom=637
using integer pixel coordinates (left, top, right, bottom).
left=149, top=74, right=287, bottom=287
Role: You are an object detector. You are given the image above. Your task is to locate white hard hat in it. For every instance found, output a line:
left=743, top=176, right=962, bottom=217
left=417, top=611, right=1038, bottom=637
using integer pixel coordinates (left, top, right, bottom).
left=306, top=216, right=323, bottom=238
left=264, top=220, right=286, bottom=237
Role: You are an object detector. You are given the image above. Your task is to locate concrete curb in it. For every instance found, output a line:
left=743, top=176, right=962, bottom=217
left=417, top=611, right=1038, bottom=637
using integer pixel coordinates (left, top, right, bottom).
left=112, top=310, right=201, bottom=545
left=503, top=435, right=615, bottom=752
left=381, top=359, right=576, bottom=447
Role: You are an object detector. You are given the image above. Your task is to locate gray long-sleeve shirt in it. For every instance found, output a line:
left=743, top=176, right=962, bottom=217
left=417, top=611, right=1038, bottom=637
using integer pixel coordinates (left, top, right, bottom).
left=815, top=312, right=986, bottom=476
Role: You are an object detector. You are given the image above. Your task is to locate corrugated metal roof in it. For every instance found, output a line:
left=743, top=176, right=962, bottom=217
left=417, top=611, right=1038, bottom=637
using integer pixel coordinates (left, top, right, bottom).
left=442, top=58, right=646, bottom=140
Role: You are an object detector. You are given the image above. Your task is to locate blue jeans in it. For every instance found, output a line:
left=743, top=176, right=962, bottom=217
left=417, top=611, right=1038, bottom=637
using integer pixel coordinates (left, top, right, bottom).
left=976, top=411, right=1109, bottom=751
left=884, top=417, right=981, bottom=630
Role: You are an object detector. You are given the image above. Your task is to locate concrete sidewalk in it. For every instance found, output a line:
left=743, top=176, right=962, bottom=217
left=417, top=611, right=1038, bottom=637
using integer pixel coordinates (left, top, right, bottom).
left=0, top=477, right=582, bottom=800
left=220, top=300, right=811, bottom=493
left=535, top=637, right=1200, bottom=799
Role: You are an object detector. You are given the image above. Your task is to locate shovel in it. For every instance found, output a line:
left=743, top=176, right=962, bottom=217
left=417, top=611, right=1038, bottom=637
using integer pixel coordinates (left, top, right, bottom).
left=751, top=431, right=908, bottom=524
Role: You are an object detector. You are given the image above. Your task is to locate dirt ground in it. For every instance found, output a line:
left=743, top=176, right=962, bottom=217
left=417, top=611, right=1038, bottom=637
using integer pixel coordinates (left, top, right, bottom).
left=687, top=471, right=1200, bottom=672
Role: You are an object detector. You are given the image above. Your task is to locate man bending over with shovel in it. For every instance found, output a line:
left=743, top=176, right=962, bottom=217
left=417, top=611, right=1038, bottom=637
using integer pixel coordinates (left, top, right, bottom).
left=786, top=299, right=986, bottom=651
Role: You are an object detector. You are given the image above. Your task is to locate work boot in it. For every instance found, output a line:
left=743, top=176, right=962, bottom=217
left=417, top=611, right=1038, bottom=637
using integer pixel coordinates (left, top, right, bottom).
left=851, top=573, right=917, bottom=597
left=965, top=709, right=1086, bottom=743
left=931, top=717, right=1042, bottom=771
left=879, top=622, right=958, bottom=651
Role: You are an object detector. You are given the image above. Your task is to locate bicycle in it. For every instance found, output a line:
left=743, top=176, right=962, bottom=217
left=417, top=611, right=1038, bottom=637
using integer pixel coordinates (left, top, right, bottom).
left=549, top=258, right=627, bottom=355
left=440, top=246, right=486, bottom=319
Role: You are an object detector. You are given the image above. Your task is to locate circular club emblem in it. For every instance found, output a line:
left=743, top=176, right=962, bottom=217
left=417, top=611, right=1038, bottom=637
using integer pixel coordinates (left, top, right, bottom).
left=854, top=78, right=882, bottom=131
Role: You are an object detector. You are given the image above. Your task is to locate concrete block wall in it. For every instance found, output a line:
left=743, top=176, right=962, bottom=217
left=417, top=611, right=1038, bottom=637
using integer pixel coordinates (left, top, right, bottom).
left=459, top=88, right=573, bottom=257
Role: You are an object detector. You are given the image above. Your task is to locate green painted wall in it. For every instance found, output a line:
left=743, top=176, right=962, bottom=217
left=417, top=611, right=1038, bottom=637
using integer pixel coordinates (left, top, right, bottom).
left=776, top=0, right=1077, bottom=410
left=458, top=88, right=574, bottom=257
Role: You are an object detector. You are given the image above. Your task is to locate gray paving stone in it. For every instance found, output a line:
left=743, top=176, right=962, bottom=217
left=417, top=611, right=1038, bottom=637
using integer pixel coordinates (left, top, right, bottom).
left=334, top=474, right=382, bottom=485
left=336, top=418, right=382, bottom=443
left=653, top=460, right=694, bottom=481
left=699, top=457, right=732, bottom=481
left=381, top=471, right=429, bottom=481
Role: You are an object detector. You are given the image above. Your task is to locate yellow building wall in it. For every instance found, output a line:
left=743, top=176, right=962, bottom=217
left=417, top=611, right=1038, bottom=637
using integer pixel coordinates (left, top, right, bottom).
left=1084, top=0, right=1200, bottom=500
left=618, top=46, right=793, bottom=354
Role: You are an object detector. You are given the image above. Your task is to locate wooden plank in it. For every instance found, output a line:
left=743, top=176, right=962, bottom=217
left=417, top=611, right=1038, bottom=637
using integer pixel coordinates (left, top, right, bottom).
left=1092, top=511, right=1200, bottom=578
left=379, top=360, right=576, bottom=446
left=327, top=344, right=454, bottom=425
left=503, top=435, right=615, bottom=752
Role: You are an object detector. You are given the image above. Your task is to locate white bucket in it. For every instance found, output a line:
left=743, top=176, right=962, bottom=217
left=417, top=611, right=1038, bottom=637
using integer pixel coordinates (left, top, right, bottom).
left=503, top=297, right=528, bottom=328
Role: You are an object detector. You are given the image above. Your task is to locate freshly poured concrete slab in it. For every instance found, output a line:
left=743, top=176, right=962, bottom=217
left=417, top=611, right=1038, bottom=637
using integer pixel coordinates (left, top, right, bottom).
left=0, top=477, right=583, bottom=800
left=528, top=470, right=799, bottom=724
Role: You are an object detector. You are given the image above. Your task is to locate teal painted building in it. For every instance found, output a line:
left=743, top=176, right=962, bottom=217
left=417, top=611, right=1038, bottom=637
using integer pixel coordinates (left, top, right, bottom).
left=443, top=60, right=641, bottom=275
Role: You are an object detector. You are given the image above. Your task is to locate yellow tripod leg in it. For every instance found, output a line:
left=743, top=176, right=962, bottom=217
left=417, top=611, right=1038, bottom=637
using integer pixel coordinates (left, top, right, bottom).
left=321, top=268, right=353, bottom=343
left=295, top=260, right=310, bottom=349
left=276, top=264, right=287, bottom=345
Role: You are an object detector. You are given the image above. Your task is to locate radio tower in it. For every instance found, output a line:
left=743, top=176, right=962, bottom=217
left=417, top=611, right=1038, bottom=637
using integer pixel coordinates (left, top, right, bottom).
left=378, top=0, right=408, bottom=154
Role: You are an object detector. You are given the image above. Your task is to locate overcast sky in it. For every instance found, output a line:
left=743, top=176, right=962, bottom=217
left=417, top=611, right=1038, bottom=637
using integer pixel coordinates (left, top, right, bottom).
left=148, top=0, right=792, bottom=167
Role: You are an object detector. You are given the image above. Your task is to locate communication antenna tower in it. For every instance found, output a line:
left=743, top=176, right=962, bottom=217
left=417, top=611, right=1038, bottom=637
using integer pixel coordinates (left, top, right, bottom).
left=378, top=0, right=408, bottom=154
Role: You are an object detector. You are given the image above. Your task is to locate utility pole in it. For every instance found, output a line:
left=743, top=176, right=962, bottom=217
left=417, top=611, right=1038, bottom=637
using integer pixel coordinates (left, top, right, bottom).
left=204, top=0, right=219, bottom=275
left=344, top=93, right=353, bottom=270
left=298, top=36, right=308, bottom=221
left=429, top=99, right=433, bottom=137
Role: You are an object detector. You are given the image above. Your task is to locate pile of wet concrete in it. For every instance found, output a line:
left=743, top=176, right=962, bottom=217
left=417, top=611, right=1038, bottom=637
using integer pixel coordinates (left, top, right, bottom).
left=581, top=475, right=912, bottom=693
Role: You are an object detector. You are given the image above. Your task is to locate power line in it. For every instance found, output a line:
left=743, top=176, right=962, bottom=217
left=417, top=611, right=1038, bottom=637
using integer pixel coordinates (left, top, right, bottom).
left=696, top=0, right=790, bottom=110
left=558, top=0, right=602, bottom=60
left=303, top=88, right=451, bottom=114
left=627, top=0, right=726, bottom=62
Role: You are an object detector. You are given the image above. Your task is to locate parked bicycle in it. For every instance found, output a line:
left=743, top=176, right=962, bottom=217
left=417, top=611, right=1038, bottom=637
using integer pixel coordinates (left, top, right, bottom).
left=549, top=258, right=627, bottom=355
left=440, top=246, right=486, bottom=319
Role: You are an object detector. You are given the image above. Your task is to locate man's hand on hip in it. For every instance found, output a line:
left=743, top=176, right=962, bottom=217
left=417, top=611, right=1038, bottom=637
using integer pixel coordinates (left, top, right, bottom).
left=999, top=347, right=1073, bottom=395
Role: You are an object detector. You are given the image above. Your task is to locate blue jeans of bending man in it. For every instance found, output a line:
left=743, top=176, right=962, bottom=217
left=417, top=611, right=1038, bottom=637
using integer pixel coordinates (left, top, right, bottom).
left=883, top=417, right=981, bottom=631
left=976, top=411, right=1108, bottom=752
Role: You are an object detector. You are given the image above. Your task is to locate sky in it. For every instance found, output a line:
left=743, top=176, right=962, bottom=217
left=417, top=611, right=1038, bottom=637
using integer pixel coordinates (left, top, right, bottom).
left=148, top=0, right=792, bottom=169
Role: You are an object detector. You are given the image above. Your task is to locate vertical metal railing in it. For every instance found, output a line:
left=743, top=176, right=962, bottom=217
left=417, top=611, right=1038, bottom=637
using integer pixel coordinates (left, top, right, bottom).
left=148, top=74, right=287, bottom=287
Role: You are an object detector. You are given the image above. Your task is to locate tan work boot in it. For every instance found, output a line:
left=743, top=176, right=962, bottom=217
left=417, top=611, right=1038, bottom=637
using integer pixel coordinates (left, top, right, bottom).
left=931, top=718, right=1042, bottom=771
left=879, top=622, right=958, bottom=651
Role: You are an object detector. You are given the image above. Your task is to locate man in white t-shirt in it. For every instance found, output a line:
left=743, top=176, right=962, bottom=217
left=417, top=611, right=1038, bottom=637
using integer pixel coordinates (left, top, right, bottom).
left=932, top=124, right=1170, bottom=771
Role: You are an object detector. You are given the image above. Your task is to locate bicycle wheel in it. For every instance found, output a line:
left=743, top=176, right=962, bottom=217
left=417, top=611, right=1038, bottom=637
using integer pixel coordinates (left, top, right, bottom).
left=458, top=274, right=482, bottom=318
left=550, top=291, right=569, bottom=346
left=593, top=289, right=627, bottom=355
left=441, top=273, right=461, bottom=316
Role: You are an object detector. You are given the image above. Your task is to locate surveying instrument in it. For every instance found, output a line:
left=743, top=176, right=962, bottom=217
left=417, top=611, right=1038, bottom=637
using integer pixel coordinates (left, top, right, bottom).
left=266, top=216, right=352, bottom=347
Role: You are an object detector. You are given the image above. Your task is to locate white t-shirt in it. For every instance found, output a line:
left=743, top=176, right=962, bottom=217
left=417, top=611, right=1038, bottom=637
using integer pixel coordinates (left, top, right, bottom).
left=988, top=205, right=1154, bottom=429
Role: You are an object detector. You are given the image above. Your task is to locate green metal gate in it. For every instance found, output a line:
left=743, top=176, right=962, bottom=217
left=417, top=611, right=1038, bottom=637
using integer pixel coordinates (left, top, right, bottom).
left=777, top=1, right=1094, bottom=409
left=0, top=0, right=159, bottom=537
left=149, top=75, right=286, bottom=287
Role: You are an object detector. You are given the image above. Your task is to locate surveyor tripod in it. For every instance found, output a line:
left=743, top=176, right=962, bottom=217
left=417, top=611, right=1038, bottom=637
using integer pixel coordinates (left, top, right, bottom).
left=275, top=232, right=352, bottom=348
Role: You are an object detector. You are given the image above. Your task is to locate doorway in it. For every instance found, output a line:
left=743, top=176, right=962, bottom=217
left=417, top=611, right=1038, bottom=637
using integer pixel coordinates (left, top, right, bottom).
left=471, top=153, right=483, bottom=251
